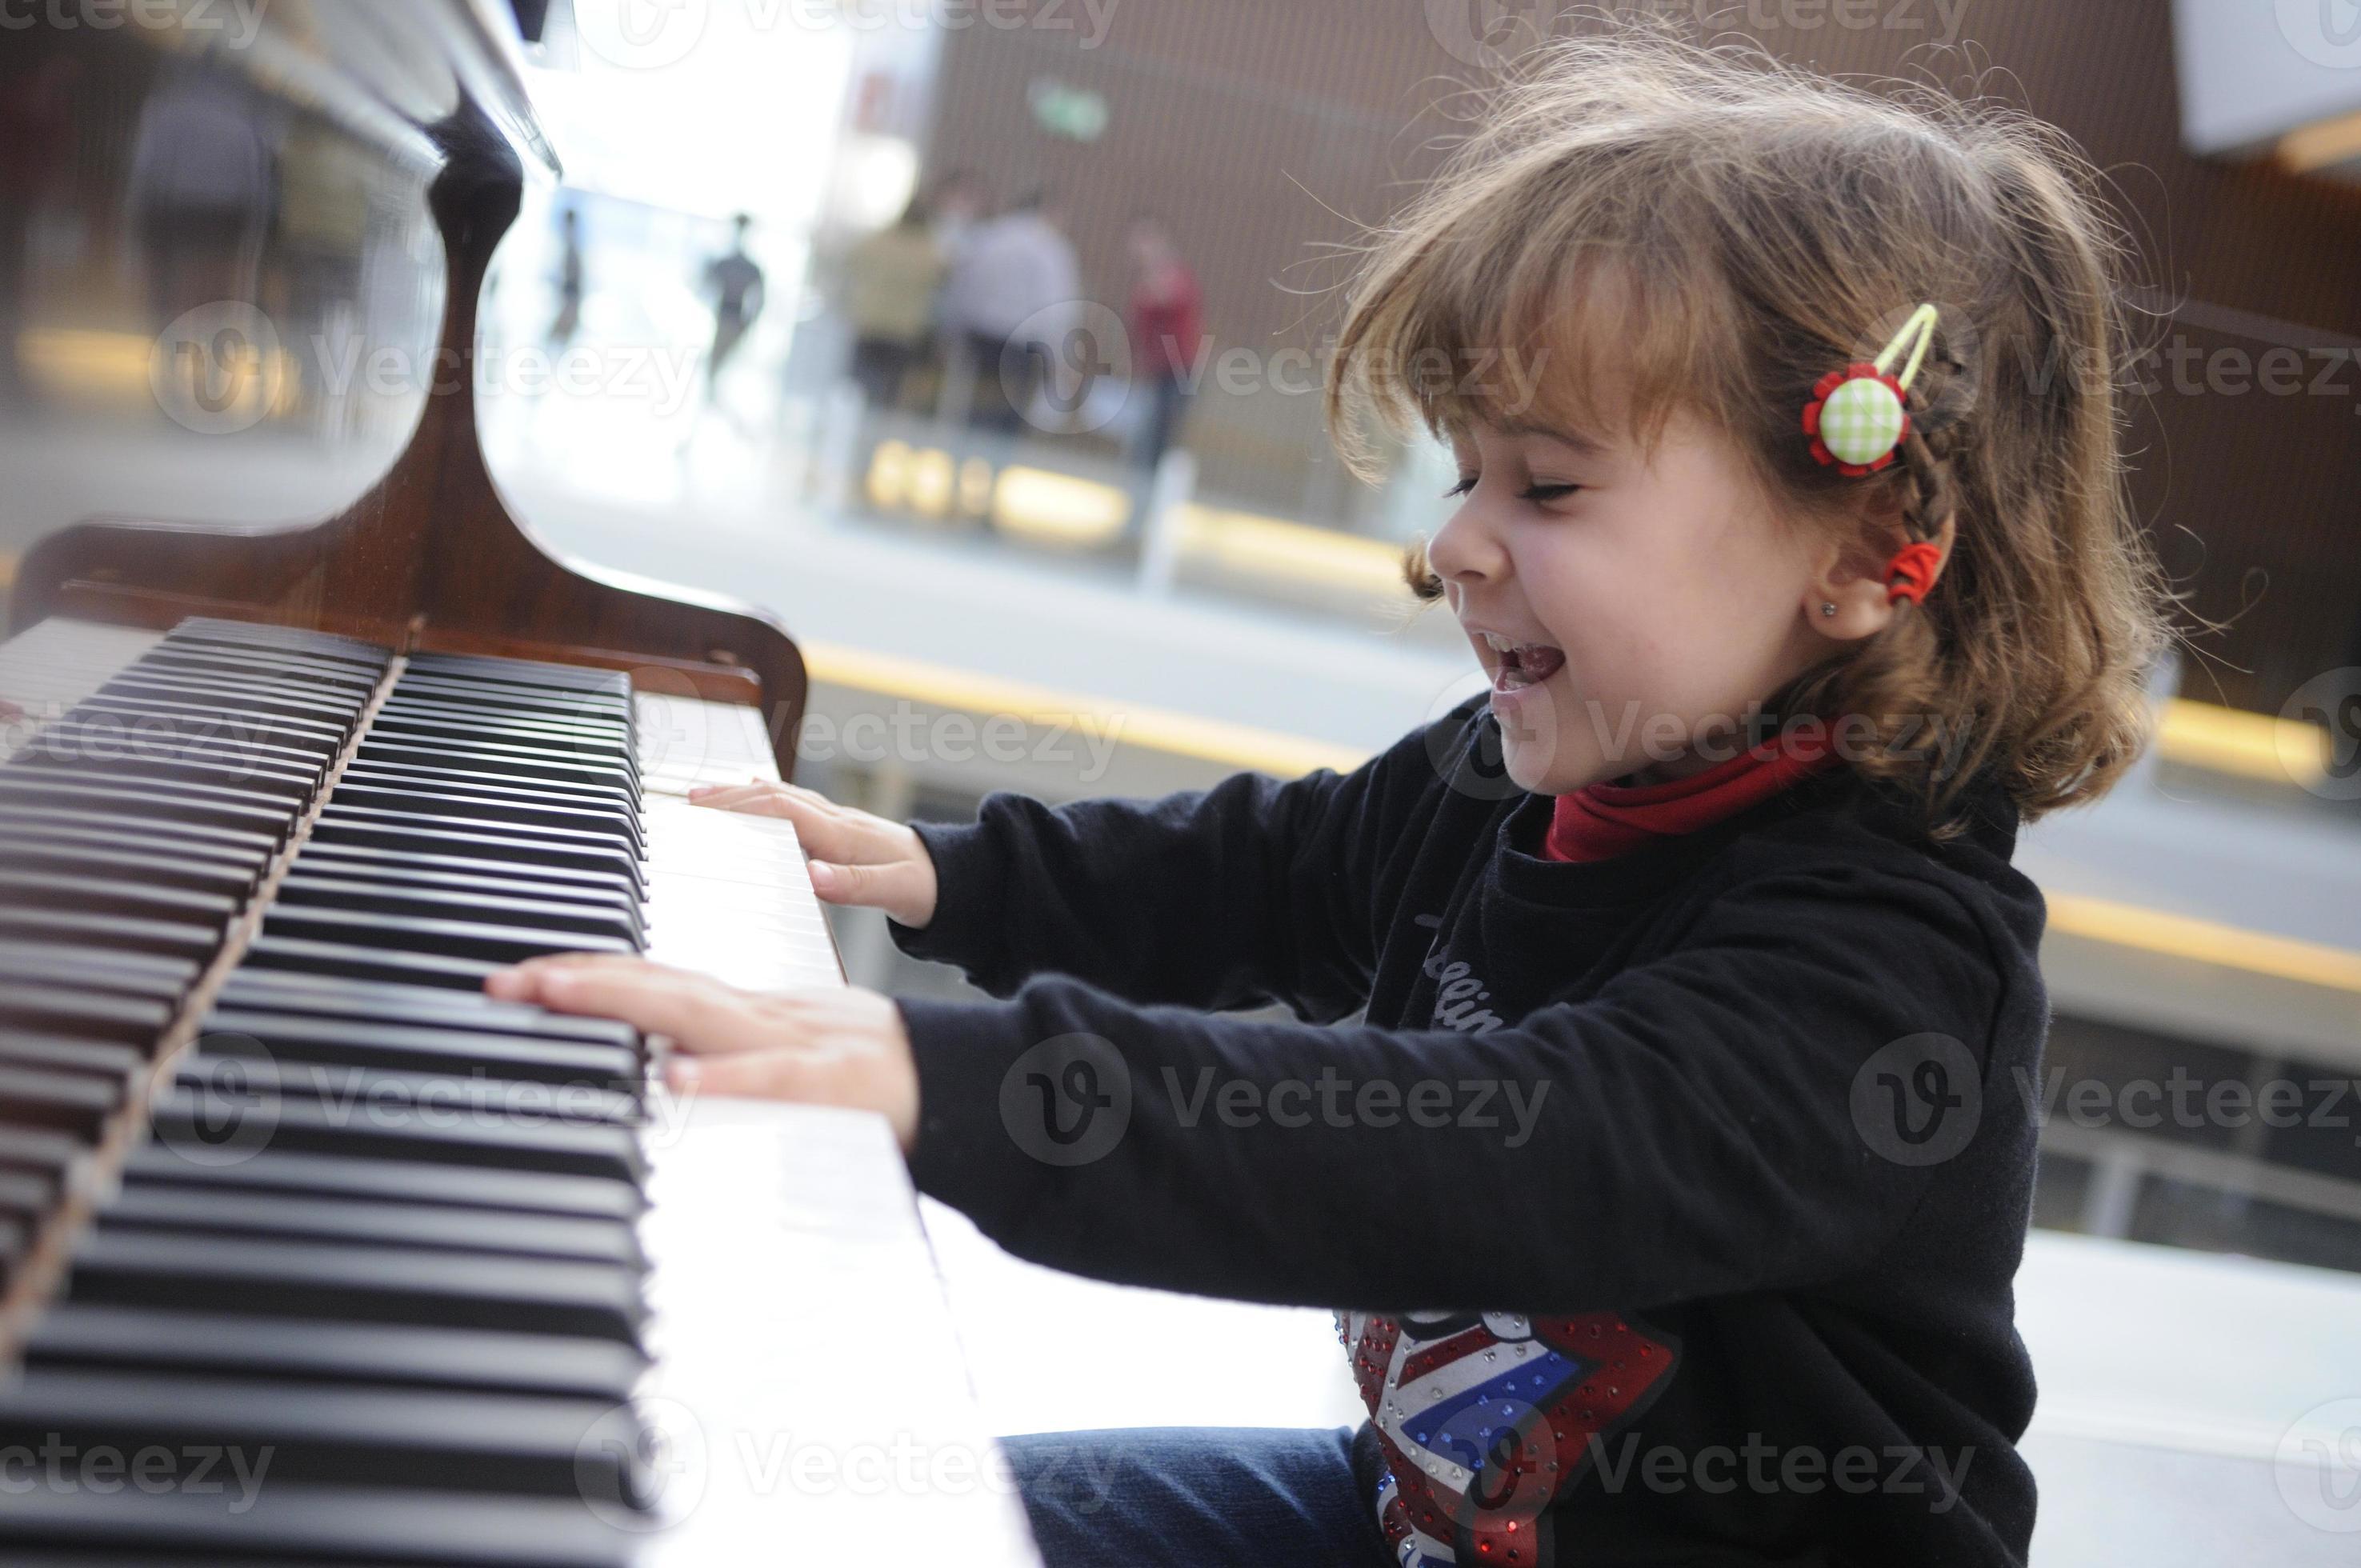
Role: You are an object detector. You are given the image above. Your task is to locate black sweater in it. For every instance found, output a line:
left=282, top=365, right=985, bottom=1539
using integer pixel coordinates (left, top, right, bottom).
left=891, top=698, right=2048, bottom=1567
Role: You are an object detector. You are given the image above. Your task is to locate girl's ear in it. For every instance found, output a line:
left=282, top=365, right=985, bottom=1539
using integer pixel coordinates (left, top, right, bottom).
left=1806, top=486, right=1913, bottom=637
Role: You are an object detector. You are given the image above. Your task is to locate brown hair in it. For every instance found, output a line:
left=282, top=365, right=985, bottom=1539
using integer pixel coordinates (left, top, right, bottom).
left=1326, top=22, right=2184, bottom=836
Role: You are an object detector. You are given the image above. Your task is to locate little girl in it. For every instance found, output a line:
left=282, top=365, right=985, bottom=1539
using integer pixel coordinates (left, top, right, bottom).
left=491, top=29, right=2175, bottom=1568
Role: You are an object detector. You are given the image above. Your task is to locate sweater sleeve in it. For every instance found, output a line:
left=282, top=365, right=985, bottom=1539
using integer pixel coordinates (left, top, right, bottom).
left=887, top=714, right=1450, bottom=1023
left=898, top=859, right=2009, bottom=1314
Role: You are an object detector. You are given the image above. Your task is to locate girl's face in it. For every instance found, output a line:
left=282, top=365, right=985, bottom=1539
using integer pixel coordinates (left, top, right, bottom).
left=1431, top=401, right=1846, bottom=796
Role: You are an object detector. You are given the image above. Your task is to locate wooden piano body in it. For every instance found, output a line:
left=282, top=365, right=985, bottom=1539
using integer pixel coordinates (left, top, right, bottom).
left=0, top=2, right=1042, bottom=1561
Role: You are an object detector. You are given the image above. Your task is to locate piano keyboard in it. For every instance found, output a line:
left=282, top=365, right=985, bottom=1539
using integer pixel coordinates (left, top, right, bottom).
left=0, top=617, right=1041, bottom=1565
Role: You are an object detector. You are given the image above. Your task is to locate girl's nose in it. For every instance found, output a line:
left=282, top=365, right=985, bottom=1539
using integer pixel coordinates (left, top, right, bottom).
left=1426, top=500, right=1509, bottom=586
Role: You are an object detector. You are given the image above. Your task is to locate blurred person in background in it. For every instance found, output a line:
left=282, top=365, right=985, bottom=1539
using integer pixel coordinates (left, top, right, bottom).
left=1124, top=214, right=1204, bottom=475
left=842, top=194, right=946, bottom=411
left=941, top=186, right=1078, bottom=435
left=702, top=211, right=765, bottom=397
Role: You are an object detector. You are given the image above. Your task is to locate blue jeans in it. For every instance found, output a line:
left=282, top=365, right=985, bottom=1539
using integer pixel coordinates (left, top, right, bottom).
left=1003, top=1426, right=1393, bottom=1568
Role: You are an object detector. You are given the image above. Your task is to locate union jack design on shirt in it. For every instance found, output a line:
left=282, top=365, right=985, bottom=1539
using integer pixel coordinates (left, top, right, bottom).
left=1339, top=1308, right=1679, bottom=1567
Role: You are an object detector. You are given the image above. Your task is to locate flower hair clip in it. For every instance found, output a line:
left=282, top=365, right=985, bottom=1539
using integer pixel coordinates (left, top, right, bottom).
left=1803, top=303, right=1951, bottom=606
left=1803, top=302, right=1939, bottom=477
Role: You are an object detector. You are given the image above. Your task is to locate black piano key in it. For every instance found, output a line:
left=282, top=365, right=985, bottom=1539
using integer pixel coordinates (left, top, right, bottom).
left=122, top=1145, right=644, bottom=1222
left=277, top=870, right=642, bottom=944
left=341, top=760, right=639, bottom=817
left=214, top=969, right=638, bottom=1050
left=358, top=734, right=638, bottom=789
left=67, top=695, right=345, bottom=753
left=0, top=1367, right=650, bottom=1502
left=0, top=942, right=202, bottom=998
left=0, top=908, right=222, bottom=962
left=288, top=841, right=643, bottom=912
left=406, top=650, right=631, bottom=694
left=0, top=802, right=278, bottom=861
left=98, top=674, right=366, bottom=728
left=138, top=647, right=382, bottom=693
left=0, top=983, right=174, bottom=1046
left=323, top=783, right=642, bottom=854
left=0, top=868, right=237, bottom=926
left=30, top=714, right=334, bottom=773
left=262, top=905, right=635, bottom=967
left=150, top=1078, right=648, bottom=1182
left=310, top=810, right=645, bottom=892
left=0, top=1479, right=638, bottom=1566
left=242, top=1054, right=638, bottom=1127
left=26, top=1305, right=647, bottom=1402
left=0, top=1066, right=121, bottom=1138
left=240, top=934, right=516, bottom=993
left=201, top=1008, right=638, bottom=1088
left=0, top=774, right=295, bottom=839
left=66, top=1231, right=645, bottom=1342
left=0, top=1126, right=86, bottom=1181
left=100, top=1184, right=643, bottom=1266
left=391, top=674, right=628, bottom=719
left=12, top=750, right=316, bottom=802
left=0, top=838, right=261, bottom=898
left=0, top=1034, right=144, bottom=1081
left=374, top=696, right=631, bottom=747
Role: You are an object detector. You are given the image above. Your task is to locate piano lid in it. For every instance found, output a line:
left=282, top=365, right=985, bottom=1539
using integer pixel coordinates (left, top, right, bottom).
left=1, top=0, right=808, bottom=776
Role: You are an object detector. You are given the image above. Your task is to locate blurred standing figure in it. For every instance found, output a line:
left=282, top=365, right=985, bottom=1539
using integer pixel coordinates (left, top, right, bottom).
left=1124, top=215, right=1203, bottom=473
left=926, top=169, right=989, bottom=269
left=941, top=188, right=1078, bottom=434
left=702, top=213, right=765, bottom=395
left=547, top=206, right=584, bottom=348
left=843, top=196, right=945, bottom=410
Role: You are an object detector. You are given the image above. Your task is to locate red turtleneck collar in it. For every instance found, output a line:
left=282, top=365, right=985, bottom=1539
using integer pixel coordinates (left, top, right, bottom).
left=1543, top=732, right=1845, bottom=862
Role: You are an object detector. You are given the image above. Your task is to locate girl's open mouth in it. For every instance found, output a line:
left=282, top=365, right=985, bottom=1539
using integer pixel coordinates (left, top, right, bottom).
left=1481, top=632, right=1567, bottom=692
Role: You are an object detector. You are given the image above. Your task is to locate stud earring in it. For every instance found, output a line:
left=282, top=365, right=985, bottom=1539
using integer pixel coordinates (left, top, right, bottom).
left=1820, top=602, right=1838, bottom=618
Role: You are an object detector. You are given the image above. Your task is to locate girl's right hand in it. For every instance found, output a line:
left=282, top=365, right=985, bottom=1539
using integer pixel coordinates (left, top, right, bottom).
left=688, top=779, right=940, bottom=930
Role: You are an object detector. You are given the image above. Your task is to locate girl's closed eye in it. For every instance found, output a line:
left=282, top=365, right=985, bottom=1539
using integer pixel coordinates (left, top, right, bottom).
left=1440, top=476, right=1583, bottom=502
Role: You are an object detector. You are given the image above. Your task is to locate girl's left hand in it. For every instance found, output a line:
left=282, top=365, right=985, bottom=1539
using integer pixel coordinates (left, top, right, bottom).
left=485, top=956, right=920, bottom=1151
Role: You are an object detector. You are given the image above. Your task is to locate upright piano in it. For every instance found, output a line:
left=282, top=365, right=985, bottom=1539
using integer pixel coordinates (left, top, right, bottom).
left=0, top=3, right=1041, bottom=1561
